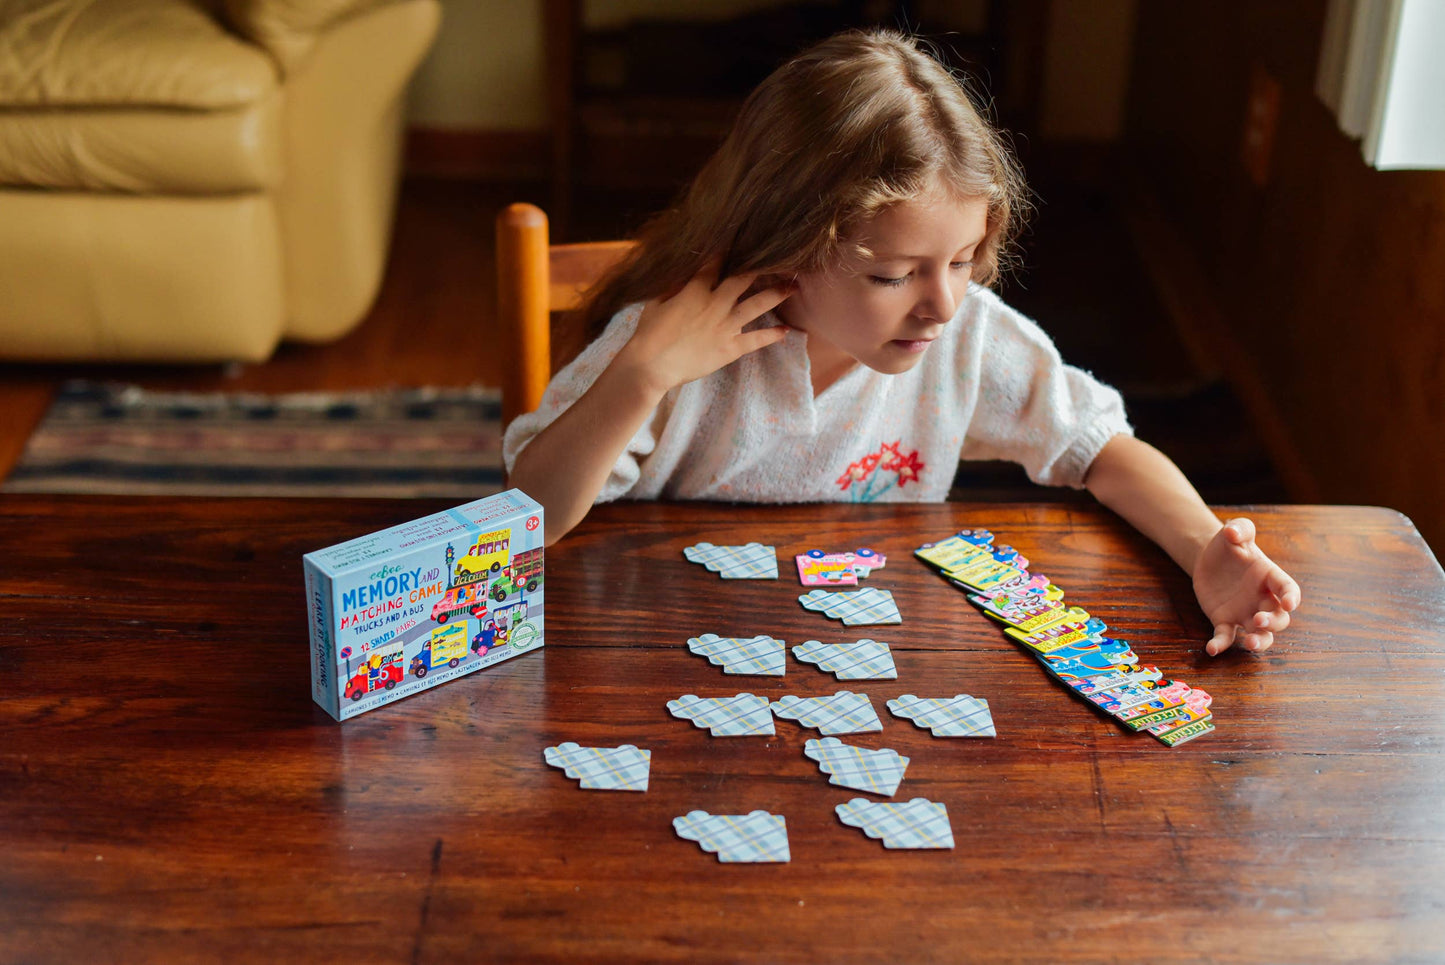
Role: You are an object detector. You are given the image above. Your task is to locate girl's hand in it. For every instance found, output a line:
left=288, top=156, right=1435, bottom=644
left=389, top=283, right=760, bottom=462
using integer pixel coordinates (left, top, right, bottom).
left=618, top=264, right=792, bottom=397
left=1193, top=517, right=1301, bottom=656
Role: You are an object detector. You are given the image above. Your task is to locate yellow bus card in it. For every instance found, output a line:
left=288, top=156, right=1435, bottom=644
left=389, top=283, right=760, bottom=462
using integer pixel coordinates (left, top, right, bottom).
left=1004, top=612, right=1095, bottom=653
left=946, top=559, right=1025, bottom=592
left=914, top=538, right=993, bottom=572
left=942, top=552, right=1007, bottom=578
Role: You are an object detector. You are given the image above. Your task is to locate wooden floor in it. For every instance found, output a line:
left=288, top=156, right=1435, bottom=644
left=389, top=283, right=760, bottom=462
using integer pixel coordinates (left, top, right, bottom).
left=0, top=175, right=1284, bottom=502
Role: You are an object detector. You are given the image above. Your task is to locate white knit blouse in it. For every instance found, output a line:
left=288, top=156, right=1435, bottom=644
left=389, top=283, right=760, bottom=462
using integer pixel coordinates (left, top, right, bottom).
left=502, top=283, right=1132, bottom=504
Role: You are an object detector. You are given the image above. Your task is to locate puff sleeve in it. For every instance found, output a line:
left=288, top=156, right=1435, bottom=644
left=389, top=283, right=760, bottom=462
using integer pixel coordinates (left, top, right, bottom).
left=957, top=290, right=1133, bottom=488
left=501, top=304, right=662, bottom=502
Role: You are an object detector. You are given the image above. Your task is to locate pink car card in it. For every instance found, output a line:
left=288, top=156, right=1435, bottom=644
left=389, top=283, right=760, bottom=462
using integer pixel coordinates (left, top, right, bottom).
left=796, top=547, right=887, bottom=587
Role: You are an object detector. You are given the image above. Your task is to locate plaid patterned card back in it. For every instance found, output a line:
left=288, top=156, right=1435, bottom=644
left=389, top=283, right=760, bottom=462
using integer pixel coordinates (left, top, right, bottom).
left=798, top=587, right=902, bottom=626
left=804, top=737, right=908, bottom=796
left=836, top=798, right=955, bottom=849
left=792, top=639, right=897, bottom=680
left=667, top=693, right=776, bottom=736
left=887, top=694, right=996, bottom=738
left=543, top=742, right=651, bottom=791
left=673, top=810, right=791, bottom=862
left=683, top=542, right=779, bottom=579
left=771, top=691, right=883, bottom=735
left=687, top=633, right=786, bottom=676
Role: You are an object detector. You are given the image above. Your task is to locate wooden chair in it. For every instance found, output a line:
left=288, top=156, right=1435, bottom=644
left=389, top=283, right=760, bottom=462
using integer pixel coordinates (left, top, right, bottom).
left=495, top=202, right=635, bottom=429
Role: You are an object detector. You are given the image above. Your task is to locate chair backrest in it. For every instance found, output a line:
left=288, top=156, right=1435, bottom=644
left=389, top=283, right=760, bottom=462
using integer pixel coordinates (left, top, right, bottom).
left=495, top=203, right=635, bottom=429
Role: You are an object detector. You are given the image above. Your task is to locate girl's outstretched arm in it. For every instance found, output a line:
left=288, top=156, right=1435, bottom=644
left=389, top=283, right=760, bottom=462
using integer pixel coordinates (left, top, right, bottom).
left=1082, top=434, right=1301, bottom=656
left=507, top=266, right=791, bottom=543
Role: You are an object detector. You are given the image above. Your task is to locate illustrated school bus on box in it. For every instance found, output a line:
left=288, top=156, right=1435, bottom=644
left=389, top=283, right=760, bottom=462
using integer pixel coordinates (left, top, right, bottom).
left=490, top=547, right=544, bottom=601
left=454, top=528, right=511, bottom=582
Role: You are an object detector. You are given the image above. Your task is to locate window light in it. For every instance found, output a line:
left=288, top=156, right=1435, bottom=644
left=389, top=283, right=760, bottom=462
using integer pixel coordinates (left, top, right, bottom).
left=1316, top=0, right=1445, bottom=170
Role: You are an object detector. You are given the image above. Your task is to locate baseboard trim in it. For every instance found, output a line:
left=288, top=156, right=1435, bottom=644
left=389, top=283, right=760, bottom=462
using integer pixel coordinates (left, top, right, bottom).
left=1123, top=188, right=1322, bottom=504
left=405, top=127, right=548, bottom=180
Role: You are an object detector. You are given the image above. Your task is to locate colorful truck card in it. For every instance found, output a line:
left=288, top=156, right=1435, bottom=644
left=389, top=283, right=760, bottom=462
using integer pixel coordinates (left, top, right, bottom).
left=303, top=489, right=545, bottom=721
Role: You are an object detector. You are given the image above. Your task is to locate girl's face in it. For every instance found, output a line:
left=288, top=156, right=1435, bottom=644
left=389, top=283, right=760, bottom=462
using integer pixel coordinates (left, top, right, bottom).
left=779, top=190, right=989, bottom=389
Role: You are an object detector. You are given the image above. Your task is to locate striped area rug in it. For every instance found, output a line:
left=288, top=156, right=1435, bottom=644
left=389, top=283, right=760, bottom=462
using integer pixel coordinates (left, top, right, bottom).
left=3, top=382, right=503, bottom=498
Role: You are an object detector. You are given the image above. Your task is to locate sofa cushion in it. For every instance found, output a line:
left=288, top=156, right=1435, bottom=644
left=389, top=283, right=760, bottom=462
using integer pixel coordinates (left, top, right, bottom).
left=0, top=0, right=278, bottom=109
left=0, top=91, right=283, bottom=193
left=221, top=0, right=390, bottom=75
left=0, top=189, right=286, bottom=362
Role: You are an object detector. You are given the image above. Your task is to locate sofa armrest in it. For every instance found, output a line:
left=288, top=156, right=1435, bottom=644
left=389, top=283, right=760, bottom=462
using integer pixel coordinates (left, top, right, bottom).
left=219, top=0, right=395, bottom=74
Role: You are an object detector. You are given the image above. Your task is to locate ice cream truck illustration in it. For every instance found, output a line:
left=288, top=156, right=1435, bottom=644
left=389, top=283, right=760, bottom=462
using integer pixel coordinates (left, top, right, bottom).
left=454, top=528, right=511, bottom=582
left=411, top=623, right=469, bottom=678
left=490, top=547, right=544, bottom=601
left=345, top=641, right=405, bottom=701
left=430, top=581, right=488, bottom=624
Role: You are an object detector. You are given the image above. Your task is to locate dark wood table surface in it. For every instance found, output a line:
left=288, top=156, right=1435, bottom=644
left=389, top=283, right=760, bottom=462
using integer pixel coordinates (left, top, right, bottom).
left=2, top=496, right=1443, bottom=964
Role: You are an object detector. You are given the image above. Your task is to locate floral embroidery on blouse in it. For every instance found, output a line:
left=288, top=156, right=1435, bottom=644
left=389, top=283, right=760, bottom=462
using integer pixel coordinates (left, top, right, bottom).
left=836, top=440, right=926, bottom=502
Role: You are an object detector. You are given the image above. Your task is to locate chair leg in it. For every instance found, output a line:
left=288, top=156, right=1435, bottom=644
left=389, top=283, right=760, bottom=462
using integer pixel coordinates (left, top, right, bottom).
left=496, top=203, right=553, bottom=430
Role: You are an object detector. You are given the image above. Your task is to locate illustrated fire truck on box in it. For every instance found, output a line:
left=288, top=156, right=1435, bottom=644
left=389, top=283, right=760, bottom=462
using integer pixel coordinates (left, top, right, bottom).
left=411, top=623, right=469, bottom=678
left=345, top=641, right=405, bottom=701
left=430, top=581, right=488, bottom=624
left=490, top=547, right=544, bottom=601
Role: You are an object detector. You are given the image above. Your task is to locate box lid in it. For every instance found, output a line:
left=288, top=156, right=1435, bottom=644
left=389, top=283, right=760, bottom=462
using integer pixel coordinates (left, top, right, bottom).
left=303, top=489, right=542, bottom=576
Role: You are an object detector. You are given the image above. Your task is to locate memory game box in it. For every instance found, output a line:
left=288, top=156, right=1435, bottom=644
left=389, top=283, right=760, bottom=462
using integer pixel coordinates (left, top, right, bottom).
left=304, top=490, right=545, bottom=721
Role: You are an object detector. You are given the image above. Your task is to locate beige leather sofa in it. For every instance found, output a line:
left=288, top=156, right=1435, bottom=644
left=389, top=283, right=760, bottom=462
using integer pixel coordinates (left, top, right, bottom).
left=0, top=0, right=439, bottom=362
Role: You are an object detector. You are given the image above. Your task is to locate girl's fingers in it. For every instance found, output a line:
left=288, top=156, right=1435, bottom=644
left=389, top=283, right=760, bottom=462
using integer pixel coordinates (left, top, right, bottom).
left=1224, top=517, right=1257, bottom=547
left=1238, top=629, right=1274, bottom=652
left=678, top=259, right=725, bottom=293
left=1252, top=607, right=1291, bottom=633
left=712, top=270, right=760, bottom=302
left=735, top=325, right=790, bottom=356
left=1268, top=568, right=1301, bottom=610
left=733, top=284, right=793, bottom=323
left=1205, top=623, right=1236, bottom=656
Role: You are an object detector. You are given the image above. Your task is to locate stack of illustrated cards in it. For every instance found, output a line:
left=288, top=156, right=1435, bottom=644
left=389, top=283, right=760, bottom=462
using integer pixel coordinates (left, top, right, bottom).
left=914, top=529, right=1214, bottom=746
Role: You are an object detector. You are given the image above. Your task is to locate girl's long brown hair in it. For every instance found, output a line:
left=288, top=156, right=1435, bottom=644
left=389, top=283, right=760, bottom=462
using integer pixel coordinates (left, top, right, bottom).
left=579, top=28, right=1030, bottom=339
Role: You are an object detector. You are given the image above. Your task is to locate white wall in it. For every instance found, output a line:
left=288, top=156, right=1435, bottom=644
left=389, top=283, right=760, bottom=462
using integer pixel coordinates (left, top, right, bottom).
left=406, top=0, right=547, bottom=130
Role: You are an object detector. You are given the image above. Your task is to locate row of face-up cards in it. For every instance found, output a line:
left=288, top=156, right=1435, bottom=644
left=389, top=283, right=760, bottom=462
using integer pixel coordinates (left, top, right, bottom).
left=913, top=529, right=1214, bottom=747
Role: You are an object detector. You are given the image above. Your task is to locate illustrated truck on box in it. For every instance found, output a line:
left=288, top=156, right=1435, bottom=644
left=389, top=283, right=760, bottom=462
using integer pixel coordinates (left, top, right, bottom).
left=344, top=641, right=405, bottom=701
left=490, top=547, right=544, bottom=601
left=411, top=623, right=469, bottom=678
left=430, top=581, right=489, bottom=624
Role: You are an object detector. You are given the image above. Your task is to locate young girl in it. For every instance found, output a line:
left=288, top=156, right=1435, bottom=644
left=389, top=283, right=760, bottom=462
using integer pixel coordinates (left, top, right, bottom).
left=505, top=28, right=1299, bottom=657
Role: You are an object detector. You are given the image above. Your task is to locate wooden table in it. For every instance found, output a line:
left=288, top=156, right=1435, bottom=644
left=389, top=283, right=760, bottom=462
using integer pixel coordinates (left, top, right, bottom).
left=2, top=496, right=1443, bottom=964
